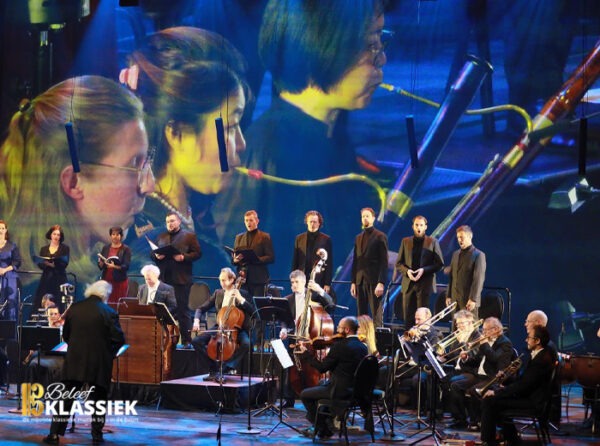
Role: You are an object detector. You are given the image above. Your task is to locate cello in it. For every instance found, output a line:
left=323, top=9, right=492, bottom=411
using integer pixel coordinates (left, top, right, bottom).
left=289, top=249, right=334, bottom=396
left=206, top=273, right=246, bottom=362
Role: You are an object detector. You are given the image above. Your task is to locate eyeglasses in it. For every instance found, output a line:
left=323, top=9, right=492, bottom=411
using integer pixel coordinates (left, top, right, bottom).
left=81, top=147, right=155, bottom=190
left=365, top=29, right=394, bottom=67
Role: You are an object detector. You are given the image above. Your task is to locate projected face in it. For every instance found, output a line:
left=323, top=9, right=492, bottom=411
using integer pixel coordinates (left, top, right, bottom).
left=0, top=223, right=6, bottom=240
left=169, top=86, right=246, bottom=195
left=73, top=118, right=152, bottom=244
left=328, top=14, right=386, bottom=111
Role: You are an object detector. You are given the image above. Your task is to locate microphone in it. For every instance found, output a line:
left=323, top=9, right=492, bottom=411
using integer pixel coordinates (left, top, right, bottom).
left=215, top=117, right=229, bottom=172
left=65, top=122, right=80, bottom=173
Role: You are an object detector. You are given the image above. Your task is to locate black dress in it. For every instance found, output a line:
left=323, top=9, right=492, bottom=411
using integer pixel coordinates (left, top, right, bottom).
left=33, top=243, right=70, bottom=311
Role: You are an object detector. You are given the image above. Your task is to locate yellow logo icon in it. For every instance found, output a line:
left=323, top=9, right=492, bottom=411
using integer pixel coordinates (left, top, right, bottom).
left=22, top=383, right=45, bottom=416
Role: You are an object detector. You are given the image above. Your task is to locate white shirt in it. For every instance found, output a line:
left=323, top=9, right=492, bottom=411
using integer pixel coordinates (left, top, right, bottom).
left=147, top=282, right=160, bottom=304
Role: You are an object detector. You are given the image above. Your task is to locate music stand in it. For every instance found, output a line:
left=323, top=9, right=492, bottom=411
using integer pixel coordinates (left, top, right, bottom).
left=251, top=296, right=293, bottom=417
left=151, top=302, right=177, bottom=393
left=408, top=340, right=447, bottom=446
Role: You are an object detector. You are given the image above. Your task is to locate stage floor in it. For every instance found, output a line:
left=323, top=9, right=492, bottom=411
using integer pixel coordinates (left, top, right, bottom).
left=0, top=383, right=597, bottom=445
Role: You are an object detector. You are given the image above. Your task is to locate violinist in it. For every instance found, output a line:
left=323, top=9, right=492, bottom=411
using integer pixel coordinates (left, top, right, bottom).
left=191, top=268, right=254, bottom=381
left=278, top=269, right=334, bottom=408
left=297, top=316, right=368, bottom=439
left=46, top=305, right=64, bottom=329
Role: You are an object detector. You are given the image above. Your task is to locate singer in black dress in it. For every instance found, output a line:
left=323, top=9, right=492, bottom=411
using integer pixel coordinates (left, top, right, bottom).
left=33, top=225, right=70, bottom=312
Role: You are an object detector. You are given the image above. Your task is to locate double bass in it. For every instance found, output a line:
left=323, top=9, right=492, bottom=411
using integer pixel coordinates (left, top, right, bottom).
left=206, top=274, right=246, bottom=362
left=289, top=249, right=334, bottom=395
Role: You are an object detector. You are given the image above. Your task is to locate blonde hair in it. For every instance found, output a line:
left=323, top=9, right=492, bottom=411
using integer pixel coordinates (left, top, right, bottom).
left=357, top=314, right=378, bottom=355
left=0, top=76, right=144, bottom=285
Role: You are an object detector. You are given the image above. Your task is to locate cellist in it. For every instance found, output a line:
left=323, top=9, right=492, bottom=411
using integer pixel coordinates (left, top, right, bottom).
left=278, top=269, right=335, bottom=407
left=191, top=268, right=255, bottom=382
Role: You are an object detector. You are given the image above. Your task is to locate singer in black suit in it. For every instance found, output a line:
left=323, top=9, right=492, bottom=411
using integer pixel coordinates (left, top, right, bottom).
left=43, top=280, right=125, bottom=445
left=137, top=264, right=177, bottom=314
left=446, top=225, right=486, bottom=318
left=351, top=207, right=388, bottom=327
left=232, top=210, right=275, bottom=297
left=480, top=325, right=555, bottom=445
left=395, top=215, right=444, bottom=327
left=152, top=212, right=202, bottom=345
left=298, top=316, right=368, bottom=438
left=291, top=210, right=333, bottom=291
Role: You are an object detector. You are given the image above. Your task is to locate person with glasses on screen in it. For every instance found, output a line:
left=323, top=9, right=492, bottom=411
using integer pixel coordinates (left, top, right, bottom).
left=0, top=75, right=155, bottom=292
left=217, top=0, right=392, bottom=278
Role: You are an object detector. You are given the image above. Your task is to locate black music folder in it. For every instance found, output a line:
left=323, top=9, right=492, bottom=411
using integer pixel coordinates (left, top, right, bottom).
left=224, top=246, right=260, bottom=264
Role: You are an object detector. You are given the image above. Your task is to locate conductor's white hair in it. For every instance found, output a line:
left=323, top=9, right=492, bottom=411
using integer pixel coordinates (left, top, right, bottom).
left=84, top=280, right=113, bottom=302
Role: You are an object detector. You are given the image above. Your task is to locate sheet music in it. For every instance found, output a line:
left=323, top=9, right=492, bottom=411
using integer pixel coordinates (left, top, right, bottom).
left=271, top=338, right=294, bottom=369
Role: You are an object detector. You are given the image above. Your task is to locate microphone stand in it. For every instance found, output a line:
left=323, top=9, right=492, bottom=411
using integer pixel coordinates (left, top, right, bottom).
left=381, top=326, right=406, bottom=442
left=237, top=310, right=261, bottom=434
left=8, top=291, right=30, bottom=414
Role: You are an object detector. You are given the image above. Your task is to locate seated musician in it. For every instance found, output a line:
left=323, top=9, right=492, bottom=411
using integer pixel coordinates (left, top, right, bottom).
left=463, top=316, right=514, bottom=431
left=297, top=316, right=368, bottom=439
left=46, top=305, right=64, bottom=329
left=191, top=267, right=255, bottom=381
left=137, top=264, right=177, bottom=314
left=396, top=307, right=442, bottom=411
left=440, top=310, right=482, bottom=429
left=278, top=269, right=334, bottom=407
left=480, top=325, right=554, bottom=446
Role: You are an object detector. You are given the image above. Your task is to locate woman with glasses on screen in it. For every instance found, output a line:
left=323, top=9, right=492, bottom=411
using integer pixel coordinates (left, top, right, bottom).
left=0, top=75, right=154, bottom=294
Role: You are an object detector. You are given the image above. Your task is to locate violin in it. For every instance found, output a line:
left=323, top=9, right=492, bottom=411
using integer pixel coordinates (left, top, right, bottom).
left=206, top=273, right=246, bottom=362
left=310, top=333, right=345, bottom=350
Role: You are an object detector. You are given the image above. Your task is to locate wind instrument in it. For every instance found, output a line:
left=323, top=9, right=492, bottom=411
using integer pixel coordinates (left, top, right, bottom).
left=435, top=319, right=483, bottom=354
left=475, top=354, right=524, bottom=396
left=403, top=302, right=457, bottom=342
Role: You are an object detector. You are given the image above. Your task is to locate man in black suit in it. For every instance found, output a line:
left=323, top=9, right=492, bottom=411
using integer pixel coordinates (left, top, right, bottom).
left=233, top=210, right=275, bottom=297
left=446, top=225, right=486, bottom=318
left=291, top=210, right=333, bottom=292
left=351, top=207, right=388, bottom=327
left=298, top=316, right=368, bottom=439
left=279, top=269, right=335, bottom=407
left=191, top=267, right=255, bottom=381
left=480, top=325, right=555, bottom=446
left=452, top=316, right=514, bottom=430
left=43, top=280, right=125, bottom=445
left=395, top=215, right=444, bottom=328
left=137, top=264, right=177, bottom=314
left=152, top=212, right=202, bottom=346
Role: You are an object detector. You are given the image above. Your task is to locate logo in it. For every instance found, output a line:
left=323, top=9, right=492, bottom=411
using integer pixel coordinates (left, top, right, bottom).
left=21, top=383, right=138, bottom=418
left=22, top=383, right=45, bottom=416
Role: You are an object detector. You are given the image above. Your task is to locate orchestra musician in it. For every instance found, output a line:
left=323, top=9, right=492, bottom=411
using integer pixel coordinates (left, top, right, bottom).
left=297, top=316, right=368, bottom=439
left=396, top=307, right=442, bottom=411
left=291, top=210, right=333, bottom=292
left=46, top=305, right=64, bottom=329
left=137, top=264, right=177, bottom=314
left=440, top=310, right=483, bottom=429
left=279, top=269, right=334, bottom=407
left=480, top=325, right=554, bottom=446
left=191, top=267, right=255, bottom=382
left=462, top=317, right=514, bottom=431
